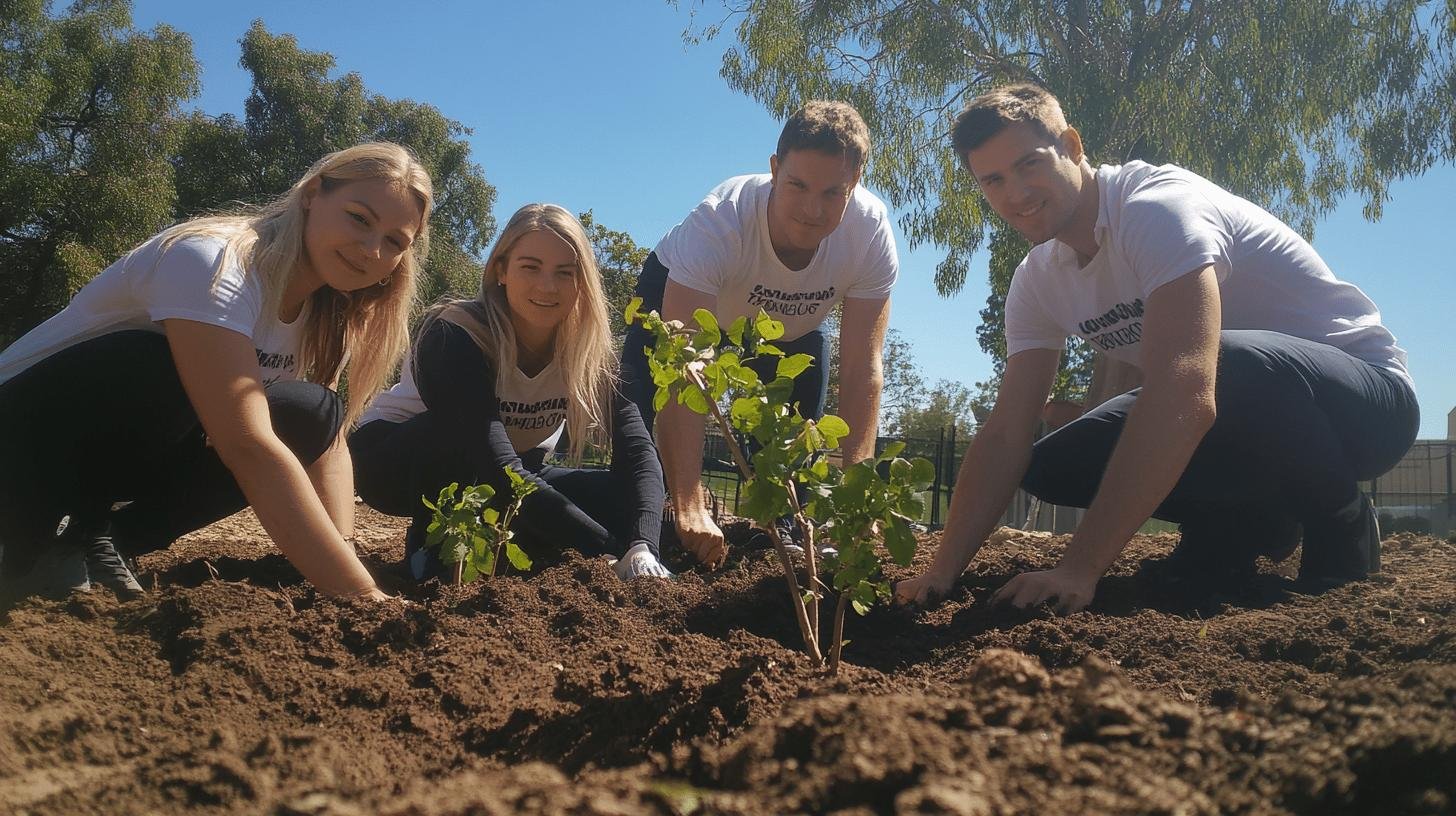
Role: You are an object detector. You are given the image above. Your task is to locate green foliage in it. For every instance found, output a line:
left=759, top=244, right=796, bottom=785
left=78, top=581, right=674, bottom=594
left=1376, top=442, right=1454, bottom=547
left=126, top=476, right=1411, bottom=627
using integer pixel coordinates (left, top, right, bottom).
left=0, top=0, right=199, bottom=344
left=579, top=210, right=649, bottom=338
left=421, top=468, right=538, bottom=583
left=690, top=0, right=1456, bottom=399
left=170, top=21, right=497, bottom=309
left=805, top=444, right=935, bottom=617
left=628, top=297, right=935, bottom=666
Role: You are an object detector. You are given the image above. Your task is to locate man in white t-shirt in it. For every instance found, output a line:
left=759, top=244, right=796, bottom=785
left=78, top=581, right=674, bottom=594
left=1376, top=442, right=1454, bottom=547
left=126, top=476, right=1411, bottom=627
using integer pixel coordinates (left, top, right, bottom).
left=897, top=84, right=1418, bottom=613
left=622, top=101, right=899, bottom=567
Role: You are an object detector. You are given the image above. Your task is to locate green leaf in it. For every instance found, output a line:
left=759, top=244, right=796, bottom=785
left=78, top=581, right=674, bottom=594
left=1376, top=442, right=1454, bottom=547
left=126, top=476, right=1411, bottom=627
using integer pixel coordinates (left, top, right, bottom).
left=816, top=414, right=850, bottom=447
left=910, top=457, right=936, bottom=488
left=775, top=353, right=814, bottom=380
left=504, top=540, right=533, bottom=571
left=754, top=311, right=785, bottom=341
left=726, top=315, right=748, bottom=346
left=681, top=385, right=710, bottom=415
left=882, top=516, right=917, bottom=565
left=625, top=296, right=642, bottom=325
left=851, top=599, right=871, bottom=616
left=880, top=441, right=906, bottom=460
left=653, top=387, right=669, bottom=413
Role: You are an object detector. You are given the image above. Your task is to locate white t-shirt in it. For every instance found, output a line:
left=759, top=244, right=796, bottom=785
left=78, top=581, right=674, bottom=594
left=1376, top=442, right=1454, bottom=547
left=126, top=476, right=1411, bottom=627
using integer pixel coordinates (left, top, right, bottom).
left=653, top=174, right=899, bottom=341
left=1005, top=161, right=1411, bottom=387
left=362, top=339, right=569, bottom=457
left=0, top=232, right=306, bottom=386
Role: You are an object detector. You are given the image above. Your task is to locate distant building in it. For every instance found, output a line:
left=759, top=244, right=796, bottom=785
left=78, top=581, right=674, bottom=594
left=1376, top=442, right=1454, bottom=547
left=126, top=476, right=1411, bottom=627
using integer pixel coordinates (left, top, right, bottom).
left=1448, top=406, right=1455, bottom=440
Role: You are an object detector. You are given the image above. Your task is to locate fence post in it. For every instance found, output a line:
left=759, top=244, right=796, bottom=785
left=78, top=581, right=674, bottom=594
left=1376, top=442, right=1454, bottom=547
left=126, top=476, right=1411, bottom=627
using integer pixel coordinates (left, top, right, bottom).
left=945, top=424, right=959, bottom=530
left=930, top=427, right=945, bottom=527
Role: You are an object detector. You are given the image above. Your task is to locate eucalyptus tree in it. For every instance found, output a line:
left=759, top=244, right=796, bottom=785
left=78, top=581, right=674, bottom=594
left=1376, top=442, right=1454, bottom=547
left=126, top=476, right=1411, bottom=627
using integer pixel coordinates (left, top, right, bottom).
left=687, top=0, right=1455, bottom=397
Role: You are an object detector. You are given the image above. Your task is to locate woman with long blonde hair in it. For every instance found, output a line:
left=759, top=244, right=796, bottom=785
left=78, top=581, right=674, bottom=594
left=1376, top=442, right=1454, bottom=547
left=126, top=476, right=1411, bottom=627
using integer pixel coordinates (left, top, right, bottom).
left=0, top=142, right=432, bottom=602
left=351, top=203, right=671, bottom=581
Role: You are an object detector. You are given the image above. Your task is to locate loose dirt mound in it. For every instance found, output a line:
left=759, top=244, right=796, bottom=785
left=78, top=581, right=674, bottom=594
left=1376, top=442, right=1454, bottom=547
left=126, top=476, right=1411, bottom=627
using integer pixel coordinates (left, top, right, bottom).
left=2, top=510, right=1452, bottom=814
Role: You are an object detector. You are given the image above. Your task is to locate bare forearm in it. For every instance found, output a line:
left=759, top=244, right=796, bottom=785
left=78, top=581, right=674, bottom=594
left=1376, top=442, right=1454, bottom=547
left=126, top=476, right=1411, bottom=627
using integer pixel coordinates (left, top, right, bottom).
left=658, top=399, right=709, bottom=512
left=220, top=440, right=377, bottom=597
left=307, top=437, right=356, bottom=539
left=1059, top=391, right=1214, bottom=578
left=929, top=432, right=1034, bottom=580
left=837, top=362, right=881, bottom=465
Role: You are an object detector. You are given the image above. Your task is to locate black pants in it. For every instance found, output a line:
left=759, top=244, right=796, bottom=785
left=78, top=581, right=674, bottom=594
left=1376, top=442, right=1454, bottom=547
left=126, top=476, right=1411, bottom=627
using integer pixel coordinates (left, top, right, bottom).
left=349, top=414, right=644, bottom=561
left=1022, top=330, right=1419, bottom=537
left=621, top=252, right=830, bottom=435
left=0, top=330, right=342, bottom=574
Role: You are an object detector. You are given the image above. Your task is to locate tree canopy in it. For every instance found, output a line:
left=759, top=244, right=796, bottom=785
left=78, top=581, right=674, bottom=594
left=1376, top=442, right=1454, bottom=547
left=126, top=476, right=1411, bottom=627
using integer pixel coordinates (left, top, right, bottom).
left=171, top=21, right=497, bottom=309
left=1, top=6, right=497, bottom=344
left=0, top=0, right=197, bottom=343
left=692, top=0, right=1455, bottom=396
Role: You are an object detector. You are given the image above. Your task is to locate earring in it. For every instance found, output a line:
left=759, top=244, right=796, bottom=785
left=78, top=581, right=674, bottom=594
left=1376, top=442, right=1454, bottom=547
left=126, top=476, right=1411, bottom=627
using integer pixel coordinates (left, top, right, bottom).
left=377, top=275, right=392, bottom=287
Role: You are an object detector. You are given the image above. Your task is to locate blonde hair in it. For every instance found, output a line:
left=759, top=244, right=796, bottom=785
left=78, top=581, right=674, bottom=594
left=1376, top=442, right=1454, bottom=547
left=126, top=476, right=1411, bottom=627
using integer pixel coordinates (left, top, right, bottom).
left=421, top=204, right=613, bottom=462
left=156, top=142, right=433, bottom=429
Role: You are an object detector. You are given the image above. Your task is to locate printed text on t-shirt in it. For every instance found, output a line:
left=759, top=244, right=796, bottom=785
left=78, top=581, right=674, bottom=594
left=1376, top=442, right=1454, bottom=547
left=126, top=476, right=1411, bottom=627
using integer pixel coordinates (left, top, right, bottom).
left=500, top=396, right=568, bottom=431
left=747, top=284, right=836, bottom=317
left=256, top=349, right=296, bottom=385
left=1077, top=299, right=1145, bottom=352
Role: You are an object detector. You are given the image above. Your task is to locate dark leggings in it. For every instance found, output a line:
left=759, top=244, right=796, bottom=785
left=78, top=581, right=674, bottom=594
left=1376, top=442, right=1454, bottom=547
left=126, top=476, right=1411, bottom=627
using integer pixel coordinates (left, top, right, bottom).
left=620, top=252, right=830, bottom=434
left=0, top=330, right=341, bottom=573
left=1022, top=329, right=1419, bottom=536
left=350, top=414, right=646, bottom=560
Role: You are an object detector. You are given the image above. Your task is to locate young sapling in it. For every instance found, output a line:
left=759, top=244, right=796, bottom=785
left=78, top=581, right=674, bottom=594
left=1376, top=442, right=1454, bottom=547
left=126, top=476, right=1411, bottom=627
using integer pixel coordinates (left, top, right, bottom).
left=628, top=298, right=933, bottom=672
left=421, top=467, right=538, bottom=585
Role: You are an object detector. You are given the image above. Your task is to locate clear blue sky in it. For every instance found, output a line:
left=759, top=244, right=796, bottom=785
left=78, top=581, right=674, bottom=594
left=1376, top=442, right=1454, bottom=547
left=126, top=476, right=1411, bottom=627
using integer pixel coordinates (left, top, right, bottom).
left=130, top=0, right=1455, bottom=439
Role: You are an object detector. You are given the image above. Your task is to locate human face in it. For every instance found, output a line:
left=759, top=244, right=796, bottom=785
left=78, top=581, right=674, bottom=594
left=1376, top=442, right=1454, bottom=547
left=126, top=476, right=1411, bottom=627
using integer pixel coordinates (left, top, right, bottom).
left=498, top=229, right=580, bottom=346
left=300, top=177, right=423, bottom=293
left=965, top=122, right=1088, bottom=247
left=767, top=148, right=861, bottom=264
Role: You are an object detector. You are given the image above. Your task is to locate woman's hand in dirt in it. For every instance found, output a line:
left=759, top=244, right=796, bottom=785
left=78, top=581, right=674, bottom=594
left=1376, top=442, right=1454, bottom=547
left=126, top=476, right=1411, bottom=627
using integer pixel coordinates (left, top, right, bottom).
left=894, top=570, right=955, bottom=607
left=991, top=566, right=1097, bottom=615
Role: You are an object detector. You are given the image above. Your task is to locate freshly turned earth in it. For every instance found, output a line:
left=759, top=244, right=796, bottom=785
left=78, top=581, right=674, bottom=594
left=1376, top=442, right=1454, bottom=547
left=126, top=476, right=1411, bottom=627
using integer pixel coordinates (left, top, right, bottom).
left=2, top=507, right=1453, bottom=815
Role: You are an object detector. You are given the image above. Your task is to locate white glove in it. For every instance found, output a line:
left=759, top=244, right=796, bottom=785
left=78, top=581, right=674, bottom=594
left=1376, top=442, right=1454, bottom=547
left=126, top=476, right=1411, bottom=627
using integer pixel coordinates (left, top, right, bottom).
left=614, top=542, right=674, bottom=580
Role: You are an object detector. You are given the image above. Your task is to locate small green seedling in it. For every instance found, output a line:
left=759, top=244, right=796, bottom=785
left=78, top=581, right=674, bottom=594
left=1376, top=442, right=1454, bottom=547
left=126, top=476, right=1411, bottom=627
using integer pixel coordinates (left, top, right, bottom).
left=628, top=297, right=933, bottom=673
left=421, top=467, right=538, bottom=585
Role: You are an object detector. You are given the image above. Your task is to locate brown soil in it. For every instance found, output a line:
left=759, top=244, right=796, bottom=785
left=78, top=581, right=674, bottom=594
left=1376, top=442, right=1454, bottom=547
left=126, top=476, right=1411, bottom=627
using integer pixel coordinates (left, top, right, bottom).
left=2, top=508, right=1453, bottom=815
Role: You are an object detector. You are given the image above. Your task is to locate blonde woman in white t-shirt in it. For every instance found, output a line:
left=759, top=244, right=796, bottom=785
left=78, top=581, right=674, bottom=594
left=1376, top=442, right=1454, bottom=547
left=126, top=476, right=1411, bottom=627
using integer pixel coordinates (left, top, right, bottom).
left=351, top=204, right=671, bottom=581
left=0, top=143, right=432, bottom=603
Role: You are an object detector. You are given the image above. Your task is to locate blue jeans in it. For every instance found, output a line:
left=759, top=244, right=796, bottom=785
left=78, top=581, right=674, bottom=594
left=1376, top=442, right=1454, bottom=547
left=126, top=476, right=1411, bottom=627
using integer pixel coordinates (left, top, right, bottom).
left=1021, top=330, right=1418, bottom=539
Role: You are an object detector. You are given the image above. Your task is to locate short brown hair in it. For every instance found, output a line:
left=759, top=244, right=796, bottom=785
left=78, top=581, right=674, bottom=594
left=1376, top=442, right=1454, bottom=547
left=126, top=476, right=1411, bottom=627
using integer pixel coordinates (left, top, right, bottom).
left=951, top=84, right=1069, bottom=166
left=776, top=100, right=871, bottom=171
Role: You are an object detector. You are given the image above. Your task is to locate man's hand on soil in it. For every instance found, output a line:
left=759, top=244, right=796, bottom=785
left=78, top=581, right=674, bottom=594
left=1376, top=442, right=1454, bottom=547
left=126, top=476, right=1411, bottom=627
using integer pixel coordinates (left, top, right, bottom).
left=676, top=506, right=727, bottom=569
left=991, top=565, right=1097, bottom=615
left=893, top=570, right=955, bottom=607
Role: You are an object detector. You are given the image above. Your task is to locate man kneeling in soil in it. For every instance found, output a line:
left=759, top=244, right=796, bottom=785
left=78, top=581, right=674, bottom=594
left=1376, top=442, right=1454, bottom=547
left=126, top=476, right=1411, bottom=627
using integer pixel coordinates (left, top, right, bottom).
left=897, top=84, right=1417, bottom=613
left=622, top=101, right=898, bottom=567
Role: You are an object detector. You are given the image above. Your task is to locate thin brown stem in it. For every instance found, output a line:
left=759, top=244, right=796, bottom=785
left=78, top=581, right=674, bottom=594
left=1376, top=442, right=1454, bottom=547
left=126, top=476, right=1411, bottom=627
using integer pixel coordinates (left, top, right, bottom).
left=687, top=368, right=754, bottom=481
left=767, top=522, right=825, bottom=667
left=829, top=592, right=849, bottom=675
left=686, top=368, right=822, bottom=665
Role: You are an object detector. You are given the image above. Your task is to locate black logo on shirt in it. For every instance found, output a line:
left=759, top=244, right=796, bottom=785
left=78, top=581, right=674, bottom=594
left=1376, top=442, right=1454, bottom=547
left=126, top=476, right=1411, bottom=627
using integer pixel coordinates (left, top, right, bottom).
left=500, top=396, right=568, bottom=431
left=747, top=284, right=836, bottom=317
left=256, top=348, right=296, bottom=385
left=1077, top=299, right=1144, bottom=352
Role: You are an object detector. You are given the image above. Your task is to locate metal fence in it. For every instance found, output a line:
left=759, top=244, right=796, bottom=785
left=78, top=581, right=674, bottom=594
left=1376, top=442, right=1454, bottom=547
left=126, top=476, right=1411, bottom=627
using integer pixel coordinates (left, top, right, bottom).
left=1367, top=440, right=1454, bottom=536
left=697, top=433, right=1455, bottom=538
